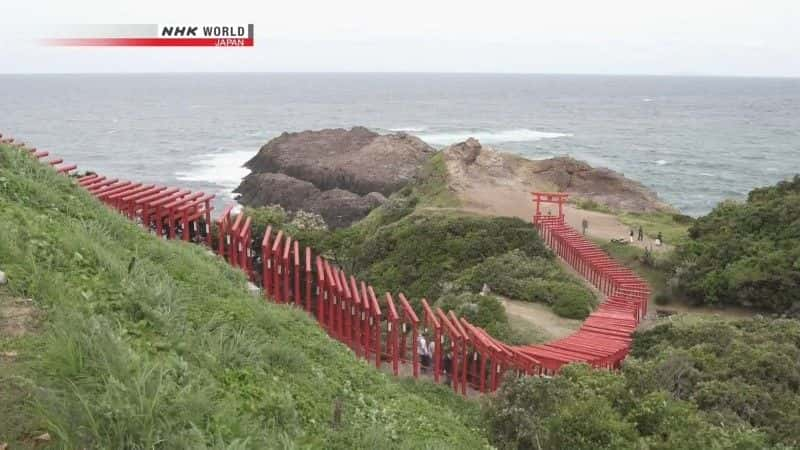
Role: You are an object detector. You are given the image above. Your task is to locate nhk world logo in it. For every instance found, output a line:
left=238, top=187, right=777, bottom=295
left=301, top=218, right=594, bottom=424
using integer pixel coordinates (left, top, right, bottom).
left=43, top=24, right=254, bottom=47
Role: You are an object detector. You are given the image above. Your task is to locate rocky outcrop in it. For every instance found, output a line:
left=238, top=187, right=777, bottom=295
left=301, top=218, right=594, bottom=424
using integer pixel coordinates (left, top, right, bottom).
left=528, top=156, right=673, bottom=212
left=235, top=127, right=435, bottom=227
left=443, top=138, right=672, bottom=213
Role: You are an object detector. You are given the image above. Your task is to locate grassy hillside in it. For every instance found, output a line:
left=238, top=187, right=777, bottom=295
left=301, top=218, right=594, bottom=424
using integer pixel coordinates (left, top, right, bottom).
left=0, top=144, right=487, bottom=449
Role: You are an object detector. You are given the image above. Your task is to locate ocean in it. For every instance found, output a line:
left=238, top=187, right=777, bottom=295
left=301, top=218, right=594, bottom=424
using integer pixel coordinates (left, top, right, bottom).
left=2, top=73, right=798, bottom=217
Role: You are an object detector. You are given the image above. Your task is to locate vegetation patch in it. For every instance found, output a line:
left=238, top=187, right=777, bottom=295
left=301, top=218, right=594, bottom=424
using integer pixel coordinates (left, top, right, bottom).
left=345, top=211, right=601, bottom=331
left=672, top=176, right=800, bottom=313
left=617, top=211, right=693, bottom=247
left=485, top=314, right=800, bottom=449
left=594, top=240, right=674, bottom=302
left=454, top=250, right=596, bottom=319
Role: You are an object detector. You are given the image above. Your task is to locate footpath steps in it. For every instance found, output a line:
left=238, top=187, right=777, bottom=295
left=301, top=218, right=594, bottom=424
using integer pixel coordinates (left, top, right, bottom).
left=3, top=133, right=649, bottom=396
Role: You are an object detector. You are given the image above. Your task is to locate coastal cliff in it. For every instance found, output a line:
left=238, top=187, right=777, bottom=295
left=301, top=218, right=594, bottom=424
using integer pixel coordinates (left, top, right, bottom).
left=235, top=130, right=671, bottom=229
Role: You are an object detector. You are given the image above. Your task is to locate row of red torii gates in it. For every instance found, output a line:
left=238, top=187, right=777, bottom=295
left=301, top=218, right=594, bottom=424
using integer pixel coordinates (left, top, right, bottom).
left=4, top=133, right=648, bottom=395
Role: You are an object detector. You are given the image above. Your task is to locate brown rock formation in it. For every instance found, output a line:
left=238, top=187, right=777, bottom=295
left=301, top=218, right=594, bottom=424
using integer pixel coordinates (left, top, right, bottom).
left=443, top=138, right=672, bottom=213
left=235, top=127, right=435, bottom=227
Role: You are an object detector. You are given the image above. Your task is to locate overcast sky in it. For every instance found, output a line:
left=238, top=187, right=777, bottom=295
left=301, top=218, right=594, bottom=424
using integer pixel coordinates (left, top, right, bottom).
left=1, top=0, right=799, bottom=76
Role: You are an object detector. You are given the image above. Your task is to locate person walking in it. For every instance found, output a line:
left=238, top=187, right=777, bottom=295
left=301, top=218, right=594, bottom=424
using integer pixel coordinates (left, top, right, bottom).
left=443, top=351, right=453, bottom=386
left=656, top=232, right=663, bottom=247
left=629, top=228, right=635, bottom=243
left=417, top=334, right=430, bottom=373
left=428, top=339, right=436, bottom=373
left=582, top=218, right=589, bottom=235
left=638, top=226, right=644, bottom=241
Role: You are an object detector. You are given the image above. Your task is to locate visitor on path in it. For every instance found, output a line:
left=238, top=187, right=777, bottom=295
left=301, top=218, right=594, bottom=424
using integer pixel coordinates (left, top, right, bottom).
left=418, top=334, right=430, bottom=372
left=582, top=218, right=589, bottom=235
left=656, top=232, right=663, bottom=247
left=443, top=351, right=453, bottom=386
left=638, top=226, right=644, bottom=241
left=629, top=228, right=635, bottom=243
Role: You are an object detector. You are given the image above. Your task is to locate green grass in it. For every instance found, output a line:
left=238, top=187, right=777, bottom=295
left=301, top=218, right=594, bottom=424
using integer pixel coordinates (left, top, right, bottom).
left=407, top=152, right=459, bottom=208
left=349, top=152, right=459, bottom=238
left=615, top=211, right=692, bottom=247
left=0, top=144, right=488, bottom=449
left=572, top=197, right=692, bottom=246
left=506, top=314, right=552, bottom=345
left=571, top=198, right=614, bottom=214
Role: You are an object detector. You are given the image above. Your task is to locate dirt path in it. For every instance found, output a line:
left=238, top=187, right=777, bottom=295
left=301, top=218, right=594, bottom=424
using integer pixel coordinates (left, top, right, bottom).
left=457, top=185, right=670, bottom=251
left=502, top=298, right=582, bottom=341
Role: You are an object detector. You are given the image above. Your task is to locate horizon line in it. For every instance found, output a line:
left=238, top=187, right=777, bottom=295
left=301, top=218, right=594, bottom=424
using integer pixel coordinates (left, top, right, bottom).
left=1, top=70, right=799, bottom=80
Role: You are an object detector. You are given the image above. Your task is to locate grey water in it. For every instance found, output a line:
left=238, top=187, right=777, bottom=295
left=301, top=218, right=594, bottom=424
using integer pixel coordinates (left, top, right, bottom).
left=2, top=73, right=798, bottom=216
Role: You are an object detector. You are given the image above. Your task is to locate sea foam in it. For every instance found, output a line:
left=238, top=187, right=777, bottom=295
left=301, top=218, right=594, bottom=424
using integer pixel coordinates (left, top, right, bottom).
left=415, top=128, right=571, bottom=146
left=175, top=149, right=253, bottom=195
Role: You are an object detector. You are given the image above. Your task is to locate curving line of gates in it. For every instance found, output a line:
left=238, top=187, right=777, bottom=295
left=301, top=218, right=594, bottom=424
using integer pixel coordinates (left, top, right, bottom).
left=3, top=133, right=649, bottom=396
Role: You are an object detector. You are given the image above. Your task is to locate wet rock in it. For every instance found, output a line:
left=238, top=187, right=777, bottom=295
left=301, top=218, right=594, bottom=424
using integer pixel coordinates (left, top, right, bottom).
left=236, top=173, right=321, bottom=210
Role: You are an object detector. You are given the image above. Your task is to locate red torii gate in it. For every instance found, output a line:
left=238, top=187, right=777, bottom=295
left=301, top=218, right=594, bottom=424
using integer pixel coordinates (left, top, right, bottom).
left=531, top=191, right=569, bottom=224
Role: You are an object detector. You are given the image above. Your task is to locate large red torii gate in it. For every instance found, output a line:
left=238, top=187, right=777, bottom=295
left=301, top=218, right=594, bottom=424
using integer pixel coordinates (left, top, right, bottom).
left=531, top=191, right=569, bottom=224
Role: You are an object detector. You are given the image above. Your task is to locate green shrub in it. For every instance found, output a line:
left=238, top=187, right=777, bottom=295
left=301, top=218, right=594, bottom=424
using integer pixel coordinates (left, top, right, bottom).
left=671, top=213, right=696, bottom=225
left=574, top=197, right=614, bottom=214
left=674, top=175, right=800, bottom=312
left=628, top=316, right=800, bottom=446
left=350, top=213, right=551, bottom=306
left=455, top=250, right=574, bottom=299
left=550, top=282, right=597, bottom=319
left=653, top=292, right=671, bottom=305
left=484, top=361, right=770, bottom=450
left=436, top=293, right=507, bottom=327
left=244, top=205, right=330, bottom=251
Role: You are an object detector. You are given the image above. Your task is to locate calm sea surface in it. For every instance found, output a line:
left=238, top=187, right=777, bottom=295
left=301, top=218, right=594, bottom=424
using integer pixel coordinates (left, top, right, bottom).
left=2, top=73, right=798, bottom=216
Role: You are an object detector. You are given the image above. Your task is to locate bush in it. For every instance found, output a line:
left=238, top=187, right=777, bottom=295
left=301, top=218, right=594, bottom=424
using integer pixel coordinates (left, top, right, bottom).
left=436, top=293, right=507, bottom=328
left=653, top=292, right=671, bottom=305
left=454, top=250, right=584, bottom=300
left=550, top=282, right=597, bottom=319
left=484, top=360, right=770, bottom=450
left=350, top=213, right=551, bottom=306
left=628, top=316, right=800, bottom=446
left=673, top=175, right=800, bottom=312
left=243, top=205, right=331, bottom=255
left=671, top=213, right=696, bottom=225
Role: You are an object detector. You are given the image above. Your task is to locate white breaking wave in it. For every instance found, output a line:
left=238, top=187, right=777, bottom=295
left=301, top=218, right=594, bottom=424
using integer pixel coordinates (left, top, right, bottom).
left=656, top=159, right=669, bottom=166
left=388, top=126, right=428, bottom=132
left=416, top=128, right=571, bottom=146
left=175, top=150, right=253, bottom=193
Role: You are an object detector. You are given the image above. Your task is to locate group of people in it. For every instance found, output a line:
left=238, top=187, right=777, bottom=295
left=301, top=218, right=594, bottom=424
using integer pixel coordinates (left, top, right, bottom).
left=629, top=226, right=663, bottom=246
left=583, top=218, right=664, bottom=246
left=417, top=333, right=454, bottom=385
